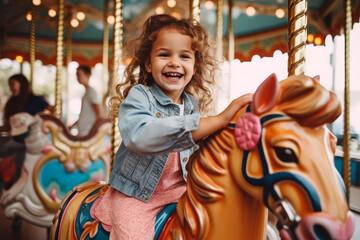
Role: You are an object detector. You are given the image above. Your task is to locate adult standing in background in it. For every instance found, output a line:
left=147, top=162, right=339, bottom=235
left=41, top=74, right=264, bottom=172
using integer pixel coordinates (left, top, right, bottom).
left=70, top=65, right=102, bottom=136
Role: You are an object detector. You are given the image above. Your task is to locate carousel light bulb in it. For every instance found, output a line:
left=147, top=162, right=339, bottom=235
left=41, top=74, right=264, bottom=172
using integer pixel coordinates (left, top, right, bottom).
left=167, top=0, right=176, bottom=8
left=171, top=12, right=181, bottom=19
left=26, top=12, right=32, bottom=21
left=204, top=1, right=214, bottom=10
left=76, top=11, right=85, bottom=21
left=314, top=35, right=322, bottom=45
left=307, top=34, right=314, bottom=43
left=48, top=9, right=57, bottom=18
left=32, top=0, right=41, bottom=6
left=15, top=55, right=24, bottom=63
left=107, top=15, right=115, bottom=24
left=275, top=8, right=285, bottom=18
left=155, top=6, right=164, bottom=15
left=246, top=6, right=256, bottom=16
left=70, top=18, right=79, bottom=28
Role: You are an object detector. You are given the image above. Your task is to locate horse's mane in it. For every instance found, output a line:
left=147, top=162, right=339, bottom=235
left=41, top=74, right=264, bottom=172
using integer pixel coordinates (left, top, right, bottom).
left=172, top=75, right=341, bottom=238
left=277, top=75, right=341, bottom=127
left=174, top=128, right=235, bottom=238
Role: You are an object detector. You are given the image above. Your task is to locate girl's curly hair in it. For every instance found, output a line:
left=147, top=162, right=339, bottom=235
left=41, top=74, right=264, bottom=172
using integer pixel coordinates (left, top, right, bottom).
left=109, top=14, right=218, bottom=117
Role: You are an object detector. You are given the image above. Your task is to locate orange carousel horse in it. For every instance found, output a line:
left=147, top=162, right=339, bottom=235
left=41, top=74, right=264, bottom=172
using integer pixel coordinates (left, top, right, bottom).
left=50, top=74, right=354, bottom=240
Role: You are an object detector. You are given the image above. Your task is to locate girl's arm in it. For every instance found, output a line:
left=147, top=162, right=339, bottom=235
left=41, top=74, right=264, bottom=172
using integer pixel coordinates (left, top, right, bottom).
left=191, top=93, right=253, bottom=141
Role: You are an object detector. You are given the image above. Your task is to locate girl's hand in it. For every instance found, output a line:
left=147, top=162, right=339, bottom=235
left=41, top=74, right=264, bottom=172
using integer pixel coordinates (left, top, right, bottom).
left=191, top=93, right=253, bottom=141
left=218, top=93, right=253, bottom=128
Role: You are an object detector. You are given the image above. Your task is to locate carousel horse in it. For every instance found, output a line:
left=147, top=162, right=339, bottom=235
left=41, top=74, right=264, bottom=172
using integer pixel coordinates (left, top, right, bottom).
left=0, top=113, right=112, bottom=227
left=50, top=74, right=354, bottom=240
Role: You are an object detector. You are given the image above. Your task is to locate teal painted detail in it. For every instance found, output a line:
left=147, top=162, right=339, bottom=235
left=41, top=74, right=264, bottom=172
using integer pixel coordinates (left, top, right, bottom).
left=75, top=187, right=110, bottom=240
left=39, top=159, right=106, bottom=199
left=334, top=156, right=360, bottom=186
left=154, top=203, right=177, bottom=240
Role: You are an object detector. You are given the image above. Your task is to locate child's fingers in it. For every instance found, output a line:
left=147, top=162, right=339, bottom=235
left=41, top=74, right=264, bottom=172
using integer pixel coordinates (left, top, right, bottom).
left=232, top=93, right=253, bottom=108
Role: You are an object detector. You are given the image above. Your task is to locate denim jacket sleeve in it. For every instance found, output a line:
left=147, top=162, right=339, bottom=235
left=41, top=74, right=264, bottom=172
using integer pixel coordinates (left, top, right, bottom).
left=118, top=85, right=200, bottom=155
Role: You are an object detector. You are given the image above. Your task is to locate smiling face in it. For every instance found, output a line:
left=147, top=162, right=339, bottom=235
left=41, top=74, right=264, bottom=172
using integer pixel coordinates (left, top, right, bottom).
left=146, top=28, right=195, bottom=104
left=9, top=78, right=21, bottom=96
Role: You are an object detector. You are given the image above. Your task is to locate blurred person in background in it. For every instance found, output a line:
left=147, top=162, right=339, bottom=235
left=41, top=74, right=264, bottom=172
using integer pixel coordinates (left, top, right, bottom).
left=1, top=74, right=53, bottom=139
left=69, top=65, right=102, bottom=136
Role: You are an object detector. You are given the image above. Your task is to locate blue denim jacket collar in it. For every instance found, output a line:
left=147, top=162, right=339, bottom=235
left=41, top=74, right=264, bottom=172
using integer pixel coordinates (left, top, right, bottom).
left=150, top=84, right=196, bottom=115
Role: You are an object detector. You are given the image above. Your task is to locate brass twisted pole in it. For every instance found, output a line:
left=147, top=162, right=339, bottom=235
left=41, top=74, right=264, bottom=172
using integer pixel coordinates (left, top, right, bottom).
left=66, top=25, right=72, bottom=67
left=287, top=0, right=307, bottom=76
left=111, top=0, right=123, bottom=163
left=216, top=0, right=223, bottom=60
left=189, top=0, right=200, bottom=22
left=55, top=0, right=64, bottom=119
left=30, top=3, right=36, bottom=87
left=102, top=0, right=110, bottom=87
left=343, top=0, right=352, bottom=202
left=66, top=20, right=72, bottom=125
left=228, top=0, right=234, bottom=62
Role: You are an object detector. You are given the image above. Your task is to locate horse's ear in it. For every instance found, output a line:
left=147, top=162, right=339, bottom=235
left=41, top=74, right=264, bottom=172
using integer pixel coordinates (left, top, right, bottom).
left=251, top=73, right=280, bottom=115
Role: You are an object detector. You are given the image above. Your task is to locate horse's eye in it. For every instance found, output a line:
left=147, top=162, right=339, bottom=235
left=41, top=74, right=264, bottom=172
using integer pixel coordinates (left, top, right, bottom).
left=274, top=147, right=298, bottom=164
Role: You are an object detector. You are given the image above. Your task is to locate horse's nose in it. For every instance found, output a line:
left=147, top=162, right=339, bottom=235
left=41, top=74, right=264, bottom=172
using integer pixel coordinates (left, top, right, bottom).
left=295, top=211, right=354, bottom=240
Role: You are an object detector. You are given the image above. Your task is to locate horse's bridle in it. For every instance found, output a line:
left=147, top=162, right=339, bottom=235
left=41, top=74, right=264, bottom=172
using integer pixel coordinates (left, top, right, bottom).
left=228, top=105, right=327, bottom=234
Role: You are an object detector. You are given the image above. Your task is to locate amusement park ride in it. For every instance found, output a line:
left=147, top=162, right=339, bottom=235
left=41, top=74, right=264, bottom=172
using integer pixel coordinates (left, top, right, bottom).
left=1, top=0, right=360, bottom=239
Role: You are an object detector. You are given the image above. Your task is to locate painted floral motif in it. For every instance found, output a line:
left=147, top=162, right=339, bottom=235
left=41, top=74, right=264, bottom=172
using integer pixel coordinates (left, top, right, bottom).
left=234, top=112, right=261, bottom=150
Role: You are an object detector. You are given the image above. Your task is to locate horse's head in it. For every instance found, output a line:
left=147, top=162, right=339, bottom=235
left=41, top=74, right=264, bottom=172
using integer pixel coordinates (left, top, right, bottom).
left=228, top=73, right=354, bottom=239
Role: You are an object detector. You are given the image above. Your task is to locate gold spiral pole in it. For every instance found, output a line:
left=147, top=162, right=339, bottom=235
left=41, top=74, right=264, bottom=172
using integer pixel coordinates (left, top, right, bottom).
left=29, top=3, right=36, bottom=87
left=111, top=0, right=123, bottom=164
left=228, top=0, right=234, bottom=62
left=287, top=0, right=307, bottom=76
left=216, top=0, right=223, bottom=60
left=66, top=25, right=72, bottom=69
left=66, top=21, right=72, bottom=125
left=343, top=0, right=352, bottom=202
left=55, top=0, right=64, bottom=119
left=189, top=0, right=200, bottom=22
left=102, top=0, right=109, bottom=89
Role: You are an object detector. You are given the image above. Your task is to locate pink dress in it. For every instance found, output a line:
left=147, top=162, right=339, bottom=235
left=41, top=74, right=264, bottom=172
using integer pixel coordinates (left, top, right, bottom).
left=94, top=152, right=186, bottom=240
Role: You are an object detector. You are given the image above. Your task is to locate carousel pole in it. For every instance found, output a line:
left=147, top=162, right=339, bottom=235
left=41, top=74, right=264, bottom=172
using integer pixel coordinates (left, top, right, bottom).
left=216, top=0, right=223, bottom=60
left=228, top=0, right=234, bottom=62
left=227, top=0, right=234, bottom=105
left=29, top=2, right=36, bottom=87
left=55, top=0, right=64, bottom=119
left=189, top=0, right=200, bottom=22
left=111, top=0, right=123, bottom=162
left=287, top=0, right=307, bottom=76
left=66, top=18, right=72, bottom=125
left=102, top=0, right=110, bottom=89
left=342, top=0, right=352, bottom=202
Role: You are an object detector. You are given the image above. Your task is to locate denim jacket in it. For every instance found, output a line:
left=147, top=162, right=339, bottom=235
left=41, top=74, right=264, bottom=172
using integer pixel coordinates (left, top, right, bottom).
left=109, top=84, right=200, bottom=202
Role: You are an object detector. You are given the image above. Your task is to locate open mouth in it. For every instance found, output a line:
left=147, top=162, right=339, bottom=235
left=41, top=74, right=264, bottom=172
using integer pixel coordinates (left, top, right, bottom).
left=163, top=72, right=184, bottom=80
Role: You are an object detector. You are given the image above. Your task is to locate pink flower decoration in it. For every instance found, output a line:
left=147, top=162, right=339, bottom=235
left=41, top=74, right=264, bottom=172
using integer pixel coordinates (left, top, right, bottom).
left=234, top=113, right=261, bottom=150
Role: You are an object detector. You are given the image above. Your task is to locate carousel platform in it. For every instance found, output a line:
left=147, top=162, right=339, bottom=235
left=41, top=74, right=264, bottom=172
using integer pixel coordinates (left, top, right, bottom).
left=0, top=187, right=360, bottom=240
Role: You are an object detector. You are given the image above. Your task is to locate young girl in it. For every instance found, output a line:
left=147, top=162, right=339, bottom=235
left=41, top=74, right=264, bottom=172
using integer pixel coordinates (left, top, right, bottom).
left=94, top=14, right=252, bottom=239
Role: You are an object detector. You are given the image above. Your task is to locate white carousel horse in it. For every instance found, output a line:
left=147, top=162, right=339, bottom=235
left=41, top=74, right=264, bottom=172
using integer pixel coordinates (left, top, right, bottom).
left=0, top=113, right=112, bottom=227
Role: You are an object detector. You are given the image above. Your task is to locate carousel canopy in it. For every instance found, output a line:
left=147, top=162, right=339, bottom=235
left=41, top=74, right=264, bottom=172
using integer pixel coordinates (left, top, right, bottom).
left=1, top=0, right=359, bottom=65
